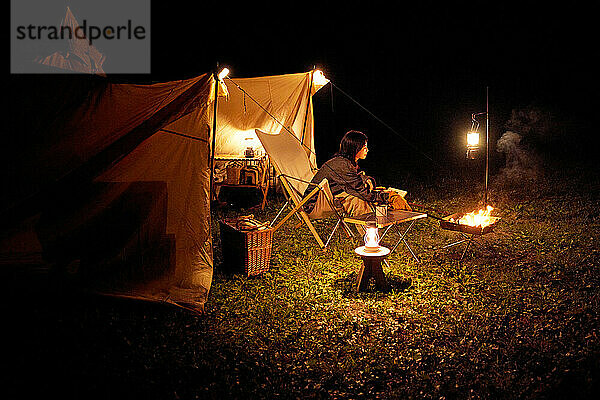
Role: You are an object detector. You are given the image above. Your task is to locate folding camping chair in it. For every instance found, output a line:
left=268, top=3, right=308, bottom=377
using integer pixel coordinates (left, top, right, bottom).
left=255, top=129, right=353, bottom=248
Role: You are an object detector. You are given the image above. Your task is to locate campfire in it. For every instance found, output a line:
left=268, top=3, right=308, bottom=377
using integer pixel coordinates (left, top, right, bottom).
left=451, top=205, right=495, bottom=228
left=440, top=205, right=500, bottom=235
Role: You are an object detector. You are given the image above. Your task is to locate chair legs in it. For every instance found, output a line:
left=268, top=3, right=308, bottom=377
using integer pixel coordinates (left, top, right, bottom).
left=325, top=219, right=341, bottom=248
left=299, top=211, right=326, bottom=248
left=270, top=199, right=290, bottom=227
left=270, top=198, right=351, bottom=249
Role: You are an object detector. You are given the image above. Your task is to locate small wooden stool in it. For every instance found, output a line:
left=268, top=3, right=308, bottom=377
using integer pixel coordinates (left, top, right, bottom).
left=354, top=246, right=390, bottom=292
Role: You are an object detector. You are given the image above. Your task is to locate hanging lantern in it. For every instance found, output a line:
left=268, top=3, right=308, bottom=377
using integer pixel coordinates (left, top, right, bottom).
left=467, top=131, right=480, bottom=147
left=466, top=113, right=482, bottom=159
left=466, top=130, right=480, bottom=159
left=363, top=221, right=380, bottom=252
left=464, top=88, right=491, bottom=205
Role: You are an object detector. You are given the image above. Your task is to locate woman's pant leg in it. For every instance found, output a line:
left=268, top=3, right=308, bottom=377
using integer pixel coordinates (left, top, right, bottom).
left=335, top=192, right=373, bottom=235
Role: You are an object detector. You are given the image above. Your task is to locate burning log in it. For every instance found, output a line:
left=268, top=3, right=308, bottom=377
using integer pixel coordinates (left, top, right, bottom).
left=440, top=205, right=500, bottom=235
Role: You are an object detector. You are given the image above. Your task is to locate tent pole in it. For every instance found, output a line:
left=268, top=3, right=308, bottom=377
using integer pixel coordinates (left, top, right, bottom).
left=300, top=69, right=315, bottom=149
left=210, top=67, right=219, bottom=205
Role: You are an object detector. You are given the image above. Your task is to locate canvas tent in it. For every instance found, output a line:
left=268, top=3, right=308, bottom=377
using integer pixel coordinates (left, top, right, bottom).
left=2, top=69, right=327, bottom=312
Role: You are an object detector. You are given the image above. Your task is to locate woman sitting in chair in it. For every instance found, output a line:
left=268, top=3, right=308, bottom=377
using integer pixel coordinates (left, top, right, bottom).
left=304, top=130, right=411, bottom=217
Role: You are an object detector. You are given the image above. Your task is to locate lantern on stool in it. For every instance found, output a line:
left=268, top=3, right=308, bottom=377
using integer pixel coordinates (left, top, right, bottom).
left=363, top=221, right=380, bottom=253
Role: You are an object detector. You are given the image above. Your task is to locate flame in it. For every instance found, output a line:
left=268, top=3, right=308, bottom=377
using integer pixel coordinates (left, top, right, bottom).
left=467, top=131, right=480, bottom=146
left=451, top=205, right=495, bottom=227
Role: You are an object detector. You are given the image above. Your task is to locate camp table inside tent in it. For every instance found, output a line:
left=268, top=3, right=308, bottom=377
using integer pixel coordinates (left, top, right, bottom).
left=344, top=210, right=427, bottom=263
left=213, top=154, right=271, bottom=209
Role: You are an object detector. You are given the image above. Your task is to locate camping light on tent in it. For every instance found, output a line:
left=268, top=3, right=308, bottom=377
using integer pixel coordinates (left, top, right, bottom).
left=218, top=68, right=230, bottom=81
left=363, top=221, right=381, bottom=252
left=313, top=70, right=330, bottom=88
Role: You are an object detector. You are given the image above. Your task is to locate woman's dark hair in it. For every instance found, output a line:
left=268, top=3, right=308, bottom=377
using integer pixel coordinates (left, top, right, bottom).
left=337, top=130, right=367, bottom=162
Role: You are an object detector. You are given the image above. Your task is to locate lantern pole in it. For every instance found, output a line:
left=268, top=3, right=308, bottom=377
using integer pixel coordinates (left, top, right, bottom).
left=466, top=87, right=490, bottom=206
left=484, top=86, right=489, bottom=206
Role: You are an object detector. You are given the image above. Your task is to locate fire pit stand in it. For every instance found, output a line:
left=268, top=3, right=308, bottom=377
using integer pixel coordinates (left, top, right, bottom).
left=438, top=213, right=500, bottom=262
left=439, top=232, right=480, bottom=262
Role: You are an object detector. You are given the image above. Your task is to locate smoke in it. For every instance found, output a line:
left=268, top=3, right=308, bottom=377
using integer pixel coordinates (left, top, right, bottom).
left=504, top=107, right=555, bottom=145
left=494, top=107, right=549, bottom=184
left=495, top=130, right=540, bottom=181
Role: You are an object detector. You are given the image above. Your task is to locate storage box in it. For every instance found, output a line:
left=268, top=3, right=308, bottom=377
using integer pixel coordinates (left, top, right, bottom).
left=240, top=166, right=260, bottom=185
left=219, top=220, right=273, bottom=276
left=226, top=166, right=242, bottom=184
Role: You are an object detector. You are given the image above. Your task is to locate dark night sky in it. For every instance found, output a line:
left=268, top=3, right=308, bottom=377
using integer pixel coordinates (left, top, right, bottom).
left=146, top=2, right=596, bottom=170
left=12, top=1, right=599, bottom=173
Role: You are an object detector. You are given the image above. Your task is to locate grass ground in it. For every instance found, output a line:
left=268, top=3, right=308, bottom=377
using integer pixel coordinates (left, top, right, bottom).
left=8, top=159, right=600, bottom=399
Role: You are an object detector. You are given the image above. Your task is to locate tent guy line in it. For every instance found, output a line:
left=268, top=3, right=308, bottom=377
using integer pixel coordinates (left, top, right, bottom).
left=224, top=75, right=435, bottom=167
left=221, top=73, right=429, bottom=206
left=159, top=128, right=209, bottom=143
left=223, top=75, right=319, bottom=169
left=329, top=81, right=435, bottom=164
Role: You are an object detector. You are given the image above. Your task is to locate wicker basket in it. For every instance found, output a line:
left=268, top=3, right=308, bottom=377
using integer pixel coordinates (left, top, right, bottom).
left=219, top=220, right=273, bottom=276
